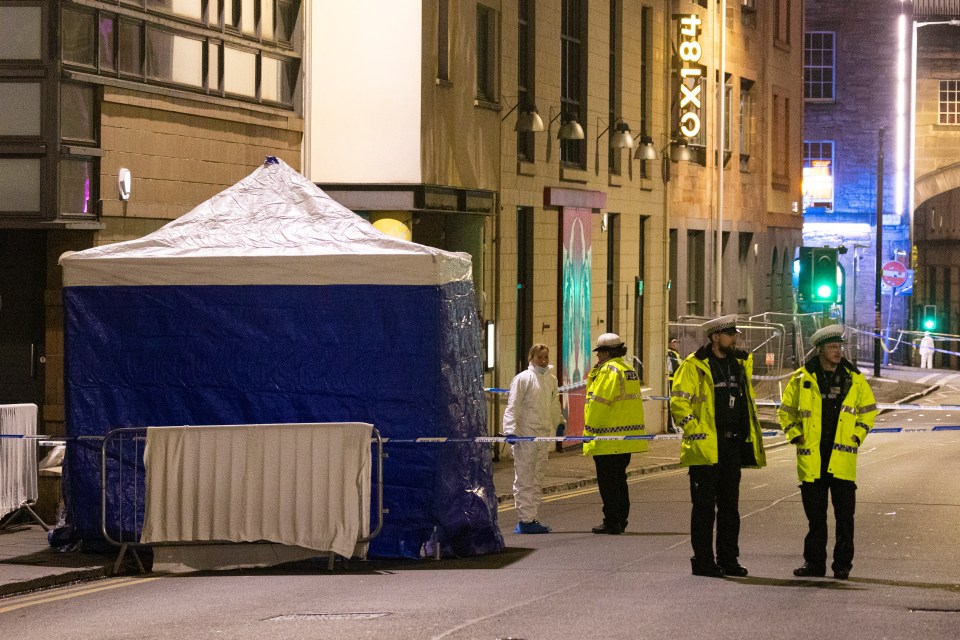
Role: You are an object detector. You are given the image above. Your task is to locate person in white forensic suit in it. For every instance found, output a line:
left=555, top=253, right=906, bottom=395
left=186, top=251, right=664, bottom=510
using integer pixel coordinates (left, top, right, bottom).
left=919, top=332, right=935, bottom=369
left=503, top=344, right=565, bottom=534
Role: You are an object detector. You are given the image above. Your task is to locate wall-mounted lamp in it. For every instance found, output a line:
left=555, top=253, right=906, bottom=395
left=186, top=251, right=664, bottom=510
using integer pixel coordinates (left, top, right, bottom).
left=601, top=212, right=609, bottom=232
left=501, top=98, right=545, bottom=132
left=596, top=118, right=635, bottom=175
left=118, top=168, right=132, bottom=200
left=630, top=134, right=692, bottom=163
left=548, top=106, right=584, bottom=140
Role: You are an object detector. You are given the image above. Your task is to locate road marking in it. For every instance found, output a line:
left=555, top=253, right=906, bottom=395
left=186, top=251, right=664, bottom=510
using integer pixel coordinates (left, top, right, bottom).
left=0, top=576, right=161, bottom=614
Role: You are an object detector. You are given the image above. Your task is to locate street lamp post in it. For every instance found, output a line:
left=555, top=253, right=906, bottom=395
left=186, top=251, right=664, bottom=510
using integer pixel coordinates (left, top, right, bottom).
left=874, top=128, right=885, bottom=378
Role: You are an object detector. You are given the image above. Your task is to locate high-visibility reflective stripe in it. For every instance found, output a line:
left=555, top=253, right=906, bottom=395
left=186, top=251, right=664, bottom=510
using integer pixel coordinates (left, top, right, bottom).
left=841, top=405, right=856, bottom=415
left=588, top=394, right=613, bottom=406
left=800, top=410, right=812, bottom=418
left=780, top=405, right=800, bottom=418
left=858, top=404, right=878, bottom=414
left=672, top=390, right=692, bottom=400
left=585, top=424, right=645, bottom=435
left=833, top=443, right=858, bottom=454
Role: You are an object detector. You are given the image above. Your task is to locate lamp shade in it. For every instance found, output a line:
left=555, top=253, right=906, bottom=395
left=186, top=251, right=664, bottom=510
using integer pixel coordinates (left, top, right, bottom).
left=670, top=140, right=693, bottom=162
left=633, top=135, right=657, bottom=160
left=515, top=109, right=545, bottom=132
left=610, top=122, right=634, bottom=149
left=557, top=118, right=585, bottom=140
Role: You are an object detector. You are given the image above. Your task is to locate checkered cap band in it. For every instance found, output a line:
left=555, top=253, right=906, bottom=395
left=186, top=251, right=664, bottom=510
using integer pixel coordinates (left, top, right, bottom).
left=811, top=324, right=845, bottom=348
left=704, top=314, right=739, bottom=336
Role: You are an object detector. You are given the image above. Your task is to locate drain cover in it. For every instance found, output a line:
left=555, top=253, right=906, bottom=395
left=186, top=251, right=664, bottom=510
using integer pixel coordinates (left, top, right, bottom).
left=267, top=612, right=391, bottom=622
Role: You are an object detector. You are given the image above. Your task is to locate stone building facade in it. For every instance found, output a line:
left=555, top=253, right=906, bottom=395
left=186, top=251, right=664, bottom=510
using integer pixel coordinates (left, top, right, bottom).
left=308, top=0, right=804, bottom=433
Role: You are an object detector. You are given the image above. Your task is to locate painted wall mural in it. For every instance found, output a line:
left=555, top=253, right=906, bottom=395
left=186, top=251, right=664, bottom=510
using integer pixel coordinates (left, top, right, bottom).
left=561, top=207, right=592, bottom=438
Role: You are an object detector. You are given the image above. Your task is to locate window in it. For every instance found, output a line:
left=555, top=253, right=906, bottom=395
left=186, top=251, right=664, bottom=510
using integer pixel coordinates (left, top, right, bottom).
left=775, top=0, right=792, bottom=46
left=723, top=80, right=732, bottom=160
left=803, top=141, right=834, bottom=212
left=939, top=80, right=960, bottom=125
left=606, top=212, right=620, bottom=329
left=63, top=6, right=97, bottom=68
left=739, top=78, right=754, bottom=171
left=639, top=6, right=651, bottom=178
left=59, top=157, right=96, bottom=217
left=772, top=91, right=790, bottom=187
left=61, top=84, right=96, bottom=142
left=686, top=230, right=705, bottom=316
left=437, top=0, right=449, bottom=81
left=476, top=5, right=498, bottom=102
left=804, top=32, right=835, bottom=101
left=517, top=0, right=535, bottom=161
left=261, top=55, right=296, bottom=104
left=145, top=0, right=203, bottom=22
left=0, top=159, right=41, bottom=213
left=146, top=28, right=205, bottom=88
left=516, top=207, right=534, bottom=373
left=0, top=83, right=41, bottom=137
left=687, top=77, right=707, bottom=165
left=561, top=0, right=586, bottom=167
left=207, top=41, right=221, bottom=92
left=0, top=6, right=42, bottom=60
left=99, top=15, right=117, bottom=72
left=224, top=46, right=257, bottom=97
left=119, top=19, right=143, bottom=76
left=608, top=0, right=621, bottom=174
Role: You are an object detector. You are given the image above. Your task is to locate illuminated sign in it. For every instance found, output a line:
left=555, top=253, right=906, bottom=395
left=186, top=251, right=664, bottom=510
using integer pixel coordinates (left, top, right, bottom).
left=678, top=14, right=703, bottom=139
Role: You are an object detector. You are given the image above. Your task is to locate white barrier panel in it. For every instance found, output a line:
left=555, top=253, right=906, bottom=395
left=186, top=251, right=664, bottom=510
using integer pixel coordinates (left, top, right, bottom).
left=0, top=404, right=38, bottom=518
left=140, top=422, right=372, bottom=559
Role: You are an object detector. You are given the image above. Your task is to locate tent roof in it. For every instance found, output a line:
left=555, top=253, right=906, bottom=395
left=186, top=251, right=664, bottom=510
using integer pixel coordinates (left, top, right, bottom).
left=61, top=158, right=472, bottom=287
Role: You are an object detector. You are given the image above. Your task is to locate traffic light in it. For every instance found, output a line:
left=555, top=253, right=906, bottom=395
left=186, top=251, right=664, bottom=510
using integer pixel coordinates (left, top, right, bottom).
left=798, top=247, right=839, bottom=303
left=922, top=305, right=938, bottom=331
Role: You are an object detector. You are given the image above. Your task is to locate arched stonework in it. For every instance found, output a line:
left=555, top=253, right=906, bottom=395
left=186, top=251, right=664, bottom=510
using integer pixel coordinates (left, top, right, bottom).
left=916, top=162, right=960, bottom=210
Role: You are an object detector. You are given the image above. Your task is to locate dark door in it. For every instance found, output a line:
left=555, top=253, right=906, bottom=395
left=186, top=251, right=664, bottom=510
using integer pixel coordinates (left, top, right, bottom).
left=0, top=231, right=46, bottom=407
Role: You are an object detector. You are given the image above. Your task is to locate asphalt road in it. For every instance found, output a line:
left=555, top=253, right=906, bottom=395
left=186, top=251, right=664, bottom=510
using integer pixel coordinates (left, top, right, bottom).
left=2, top=392, right=958, bottom=640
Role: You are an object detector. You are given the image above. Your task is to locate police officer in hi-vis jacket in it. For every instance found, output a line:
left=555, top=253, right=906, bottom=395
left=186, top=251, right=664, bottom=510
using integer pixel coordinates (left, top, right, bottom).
left=779, top=324, right=877, bottom=580
left=670, top=315, right=767, bottom=578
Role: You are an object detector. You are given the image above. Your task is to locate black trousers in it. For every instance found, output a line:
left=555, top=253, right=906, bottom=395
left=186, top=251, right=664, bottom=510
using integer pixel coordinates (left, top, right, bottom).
left=689, top=461, right=742, bottom=565
left=594, top=453, right=632, bottom=527
left=799, top=475, right=856, bottom=572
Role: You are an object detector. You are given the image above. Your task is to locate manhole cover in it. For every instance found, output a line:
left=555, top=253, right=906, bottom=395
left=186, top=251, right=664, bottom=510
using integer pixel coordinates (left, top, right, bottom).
left=267, top=612, right=392, bottom=622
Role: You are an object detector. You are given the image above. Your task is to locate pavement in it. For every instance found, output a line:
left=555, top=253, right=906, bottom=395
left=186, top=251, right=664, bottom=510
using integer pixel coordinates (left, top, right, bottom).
left=0, top=363, right=942, bottom=599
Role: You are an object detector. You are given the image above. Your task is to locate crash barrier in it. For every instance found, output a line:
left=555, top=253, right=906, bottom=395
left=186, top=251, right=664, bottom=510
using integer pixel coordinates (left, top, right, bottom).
left=0, top=403, right=49, bottom=531
left=100, top=422, right=384, bottom=574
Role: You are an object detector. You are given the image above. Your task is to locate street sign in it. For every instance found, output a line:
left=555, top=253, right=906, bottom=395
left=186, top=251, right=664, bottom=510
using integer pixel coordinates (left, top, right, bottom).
left=881, top=260, right=907, bottom=288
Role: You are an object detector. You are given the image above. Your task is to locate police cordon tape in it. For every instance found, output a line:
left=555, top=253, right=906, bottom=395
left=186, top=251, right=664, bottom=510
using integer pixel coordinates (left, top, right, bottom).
left=4, top=423, right=960, bottom=444
left=851, top=326, right=960, bottom=358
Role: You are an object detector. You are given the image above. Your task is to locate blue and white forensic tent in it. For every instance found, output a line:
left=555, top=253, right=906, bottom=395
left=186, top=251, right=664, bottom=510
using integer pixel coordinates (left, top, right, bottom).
left=59, top=158, right=503, bottom=558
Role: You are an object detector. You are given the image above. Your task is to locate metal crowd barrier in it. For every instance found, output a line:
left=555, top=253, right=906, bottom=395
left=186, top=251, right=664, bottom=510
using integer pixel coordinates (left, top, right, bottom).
left=100, top=424, right=385, bottom=574
left=0, top=403, right=49, bottom=531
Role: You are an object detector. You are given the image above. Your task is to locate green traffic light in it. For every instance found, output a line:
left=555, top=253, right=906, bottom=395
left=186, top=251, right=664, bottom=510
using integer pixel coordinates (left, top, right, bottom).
left=816, top=284, right=834, bottom=300
left=923, top=317, right=936, bottom=331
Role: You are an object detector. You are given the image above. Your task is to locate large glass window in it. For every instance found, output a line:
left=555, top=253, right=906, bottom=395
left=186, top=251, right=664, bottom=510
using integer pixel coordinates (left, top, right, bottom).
left=803, top=141, right=834, bottom=212
left=517, top=0, right=535, bottom=162
left=145, top=27, right=204, bottom=88
left=61, top=84, right=96, bottom=142
left=561, top=0, right=586, bottom=167
left=0, top=159, right=41, bottom=213
left=119, top=19, right=143, bottom=76
left=0, top=6, right=42, bottom=60
left=63, top=6, right=97, bottom=67
left=608, top=0, right=621, bottom=174
left=740, top=79, right=754, bottom=171
left=240, top=0, right=256, bottom=35
left=262, top=55, right=295, bottom=104
left=224, top=46, right=257, bottom=97
left=145, top=0, right=203, bottom=22
left=60, top=158, right=95, bottom=216
left=939, top=80, right=960, bottom=125
left=276, top=0, right=298, bottom=43
left=804, top=32, right=835, bottom=101
left=476, top=5, right=498, bottom=102
left=207, top=41, right=222, bottom=92
left=99, top=15, right=117, bottom=72
left=437, top=0, right=449, bottom=81
left=0, top=83, right=42, bottom=137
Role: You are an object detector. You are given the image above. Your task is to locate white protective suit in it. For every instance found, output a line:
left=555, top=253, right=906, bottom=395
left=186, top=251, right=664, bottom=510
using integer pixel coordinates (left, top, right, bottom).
left=502, top=364, right=564, bottom=522
left=919, top=334, right=935, bottom=369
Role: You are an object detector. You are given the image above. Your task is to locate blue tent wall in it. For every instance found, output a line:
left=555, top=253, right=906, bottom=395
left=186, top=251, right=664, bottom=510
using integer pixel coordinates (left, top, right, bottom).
left=63, top=280, right=503, bottom=558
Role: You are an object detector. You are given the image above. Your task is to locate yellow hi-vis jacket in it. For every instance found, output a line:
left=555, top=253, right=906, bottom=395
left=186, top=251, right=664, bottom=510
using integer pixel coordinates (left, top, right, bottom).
left=583, top=357, right=648, bottom=456
left=669, top=346, right=766, bottom=468
left=778, top=358, right=877, bottom=482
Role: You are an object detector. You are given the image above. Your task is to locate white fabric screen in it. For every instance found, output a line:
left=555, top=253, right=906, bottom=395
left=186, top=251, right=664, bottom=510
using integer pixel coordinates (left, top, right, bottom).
left=141, top=423, right=372, bottom=559
left=0, top=404, right=39, bottom=518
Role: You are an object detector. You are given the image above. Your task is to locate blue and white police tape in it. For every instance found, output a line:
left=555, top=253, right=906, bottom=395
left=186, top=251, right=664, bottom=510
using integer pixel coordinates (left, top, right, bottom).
left=6, top=424, right=960, bottom=445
